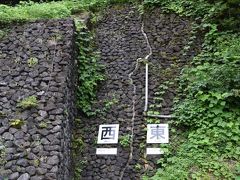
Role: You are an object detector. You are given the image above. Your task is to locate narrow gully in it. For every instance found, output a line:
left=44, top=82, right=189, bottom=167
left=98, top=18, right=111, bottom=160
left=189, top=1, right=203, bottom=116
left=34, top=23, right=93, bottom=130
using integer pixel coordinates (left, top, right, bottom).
left=119, top=15, right=153, bottom=179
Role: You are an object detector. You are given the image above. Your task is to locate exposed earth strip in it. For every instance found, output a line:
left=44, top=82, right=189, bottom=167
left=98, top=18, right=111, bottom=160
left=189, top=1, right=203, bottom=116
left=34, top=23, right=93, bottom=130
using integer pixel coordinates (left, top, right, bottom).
left=119, top=15, right=153, bottom=179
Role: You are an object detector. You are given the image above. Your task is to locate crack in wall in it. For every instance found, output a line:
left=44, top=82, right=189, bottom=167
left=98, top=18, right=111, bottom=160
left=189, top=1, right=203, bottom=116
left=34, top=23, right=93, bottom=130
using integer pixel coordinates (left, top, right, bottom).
left=119, top=15, right=153, bottom=180
left=119, top=57, right=140, bottom=180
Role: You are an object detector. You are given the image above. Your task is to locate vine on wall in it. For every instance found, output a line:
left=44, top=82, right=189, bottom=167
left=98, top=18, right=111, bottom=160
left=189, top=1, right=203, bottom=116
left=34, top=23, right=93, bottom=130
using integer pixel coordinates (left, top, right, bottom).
left=75, top=20, right=105, bottom=116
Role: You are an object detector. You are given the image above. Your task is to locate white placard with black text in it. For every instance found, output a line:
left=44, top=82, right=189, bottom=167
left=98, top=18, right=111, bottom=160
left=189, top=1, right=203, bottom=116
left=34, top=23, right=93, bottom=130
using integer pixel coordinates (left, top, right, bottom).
left=97, top=124, right=119, bottom=144
left=147, top=124, right=169, bottom=144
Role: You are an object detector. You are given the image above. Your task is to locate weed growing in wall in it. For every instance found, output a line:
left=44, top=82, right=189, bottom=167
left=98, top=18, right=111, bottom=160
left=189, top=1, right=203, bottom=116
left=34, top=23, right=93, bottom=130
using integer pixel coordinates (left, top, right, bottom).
left=119, top=134, right=131, bottom=148
left=0, top=111, right=6, bottom=118
left=0, top=139, right=6, bottom=170
left=27, top=57, right=38, bottom=67
left=0, top=28, right=9, bottom=40
left=10, top=119, right=25, bottom=128
left=17, top=95, right=38, bottom=110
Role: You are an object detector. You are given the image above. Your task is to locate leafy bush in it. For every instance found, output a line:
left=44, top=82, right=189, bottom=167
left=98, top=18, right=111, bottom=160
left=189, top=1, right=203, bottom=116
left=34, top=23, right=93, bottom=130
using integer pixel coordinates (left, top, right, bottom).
left=142, top=1, right=240, bottom=179
left=0, top=1, right=74, bottom=23
left=0, top=0, right=134, bottom=24
left=146, top=31, right=240, bottom=180
left=147, top=64, right=240, bottom=179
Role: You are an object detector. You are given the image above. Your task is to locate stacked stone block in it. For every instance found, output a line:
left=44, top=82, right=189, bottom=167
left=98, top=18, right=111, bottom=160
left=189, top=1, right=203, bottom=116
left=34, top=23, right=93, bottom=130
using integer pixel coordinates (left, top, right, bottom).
left=0, top=19, right=75, bottom=180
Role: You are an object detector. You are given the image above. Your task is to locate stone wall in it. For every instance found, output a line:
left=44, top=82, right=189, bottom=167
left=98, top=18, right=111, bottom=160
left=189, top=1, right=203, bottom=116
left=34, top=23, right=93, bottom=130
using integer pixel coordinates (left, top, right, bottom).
left=0, top=19, right=75, bottom=180
left=75, top=5, right=201, bottom=179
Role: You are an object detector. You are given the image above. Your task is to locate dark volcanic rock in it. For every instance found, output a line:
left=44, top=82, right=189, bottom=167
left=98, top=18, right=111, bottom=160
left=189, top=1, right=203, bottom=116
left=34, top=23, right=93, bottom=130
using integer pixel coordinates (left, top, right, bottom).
left=0, top=19, right=76, bottom=180
left=77, top=4, right=200, bottom=180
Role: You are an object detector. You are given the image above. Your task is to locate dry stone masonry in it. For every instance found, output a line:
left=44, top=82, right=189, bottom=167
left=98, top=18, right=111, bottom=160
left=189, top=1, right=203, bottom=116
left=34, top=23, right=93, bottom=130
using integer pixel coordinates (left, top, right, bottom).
left=0, top=4, right=202, bottom=180
left=75, top=5, right=201, bottom=180
left=0, top=19, right=76, bottom=180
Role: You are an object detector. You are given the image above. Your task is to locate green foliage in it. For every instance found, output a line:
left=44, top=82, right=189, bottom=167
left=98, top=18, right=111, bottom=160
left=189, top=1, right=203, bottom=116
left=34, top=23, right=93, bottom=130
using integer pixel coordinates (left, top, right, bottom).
left=27, top=57, right=38, bottom=67
left=10, top=119, right=25, bottom=128
left=0, top=139, right=6, bottom=168
left=143, top=0, right=240, bottom=31
left=148, top=80, right=174, bottom=114
left=103, top=96, right=119, bottom=111
left=143, top=0, right=221, bottom=18
left=148, top=33, right=240, bottom=180
left=74, top=159, right=87, bottom=180
left=1, top=0, right=239, bottom=179
left=0, top=28, right=9, bottom=40
left=0, top=0, right=135, bottom=24
left=33, top=159, right=40, bottom=167
left=138, top=4, right=145, bottom=15
left=75, top=20, right=104, bottom=116
left=72, top=120, right=88, bottom=178
left=17, top=95, right=38, bottom=109
left=119, top=134, right=131, bottom=148
left=0, top=30, right=5, bottom=39
left=0, top=111, right=6, bottom=118
left=134, top=163, right=142, bottom=171
left=72, top=137, right=85, bottom=153
left=213, top=34, right=240, bottom=62
left=142, top=0, right=240, bottom=179
left=39, top=122, right=48, bottom=129
left=0, top=1, right=73, bottom=23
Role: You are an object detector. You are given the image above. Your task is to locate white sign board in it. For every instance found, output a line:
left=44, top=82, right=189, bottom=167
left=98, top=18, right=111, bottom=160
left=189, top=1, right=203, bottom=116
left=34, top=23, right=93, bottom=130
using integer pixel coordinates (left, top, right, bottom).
left=97, top=124, right=119, bottom=144
left=96, top=148, right=117, bottom=155
left=147, top=124, right=169, bottom=144
left=146, top=148, right=164, bottom=155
